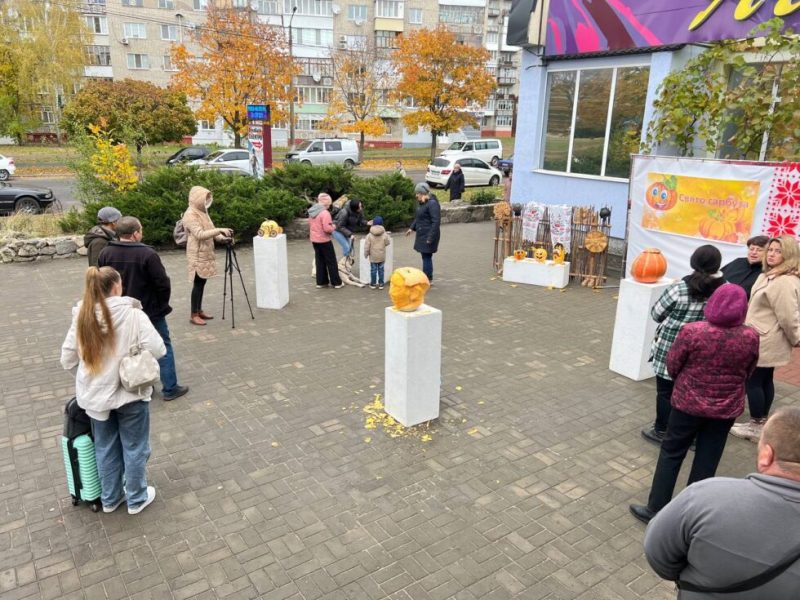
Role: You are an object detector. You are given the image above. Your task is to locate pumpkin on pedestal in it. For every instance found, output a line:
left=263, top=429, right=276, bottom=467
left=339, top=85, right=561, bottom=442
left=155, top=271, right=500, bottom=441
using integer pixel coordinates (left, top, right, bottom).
left=388, top=267, right=430, bottom=312
left=513, top=249, right=526, bottom=261
left=631, top=248, right=668, bottom=283
left=534, top=247, right=547, bottom=263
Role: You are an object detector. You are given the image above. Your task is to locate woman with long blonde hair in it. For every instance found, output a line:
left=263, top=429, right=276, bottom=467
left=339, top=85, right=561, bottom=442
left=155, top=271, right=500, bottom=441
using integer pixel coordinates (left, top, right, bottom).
left=731, top=235, right=800, bottom=442
left=61, top=267, right=166, bottom=514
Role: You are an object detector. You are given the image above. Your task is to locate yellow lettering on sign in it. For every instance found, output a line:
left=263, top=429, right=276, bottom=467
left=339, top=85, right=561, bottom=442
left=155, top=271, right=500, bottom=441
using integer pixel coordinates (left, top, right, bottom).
left=734, top=0, right=767, bottom=20
left=775, top=0, right=800, bottom=17
left=689, top=0, right=724, bottom=31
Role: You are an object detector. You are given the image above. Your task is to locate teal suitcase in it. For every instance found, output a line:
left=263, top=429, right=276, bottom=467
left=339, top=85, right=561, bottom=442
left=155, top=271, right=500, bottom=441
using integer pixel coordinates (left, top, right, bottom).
left=62, top=398, right=102, bottom=512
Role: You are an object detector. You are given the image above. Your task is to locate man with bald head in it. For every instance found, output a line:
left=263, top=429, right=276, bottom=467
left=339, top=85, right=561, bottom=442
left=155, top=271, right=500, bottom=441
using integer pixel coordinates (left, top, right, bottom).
left=644, top=407, right=800, bottom=597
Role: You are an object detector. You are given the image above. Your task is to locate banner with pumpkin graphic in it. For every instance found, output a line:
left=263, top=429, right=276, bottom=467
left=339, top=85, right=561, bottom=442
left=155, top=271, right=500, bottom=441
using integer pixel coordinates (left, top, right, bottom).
left=641, top=172, right=759, bottom=243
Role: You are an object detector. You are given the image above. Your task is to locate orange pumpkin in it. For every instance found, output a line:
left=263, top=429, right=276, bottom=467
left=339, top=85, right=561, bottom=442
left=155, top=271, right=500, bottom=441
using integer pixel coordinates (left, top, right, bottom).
left=513, top=249, right=526, bottom=261
left=631, top=248, right=668, bottom=283
left=699, top=210, right=737, bottom=241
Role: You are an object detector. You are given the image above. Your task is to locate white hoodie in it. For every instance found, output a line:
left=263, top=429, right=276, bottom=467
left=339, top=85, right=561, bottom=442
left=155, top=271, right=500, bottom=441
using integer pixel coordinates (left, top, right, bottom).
left=61, top=296, right=166, bottom=421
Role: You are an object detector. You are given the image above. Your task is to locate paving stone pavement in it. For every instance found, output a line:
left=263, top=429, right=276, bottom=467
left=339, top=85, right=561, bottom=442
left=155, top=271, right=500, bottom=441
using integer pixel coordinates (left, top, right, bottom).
left=2, top=221, right=798, bottom=600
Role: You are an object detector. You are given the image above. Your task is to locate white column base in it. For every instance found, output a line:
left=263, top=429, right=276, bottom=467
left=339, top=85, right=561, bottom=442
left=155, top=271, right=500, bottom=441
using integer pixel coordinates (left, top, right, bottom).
left=359, top=237, right=394, bottom=285
left=384, top=304, right=441, bottom=427
left=252, top=235, right=289, bottom=310
left=502, top=258, right=571, bottom=288
left=609, top=277, right=672, bottom=381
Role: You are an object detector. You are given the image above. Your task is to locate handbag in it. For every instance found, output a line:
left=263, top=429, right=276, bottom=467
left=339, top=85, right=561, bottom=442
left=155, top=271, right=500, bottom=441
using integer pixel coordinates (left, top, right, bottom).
left=118, top=312, right=160, bottom=394
left=678, top=539, right=800, bottom=593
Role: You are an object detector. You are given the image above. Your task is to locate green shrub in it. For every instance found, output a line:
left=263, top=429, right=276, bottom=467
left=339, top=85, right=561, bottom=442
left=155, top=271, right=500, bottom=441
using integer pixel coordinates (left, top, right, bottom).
left=468, top=189, right=500, bottom=205
left=349, top=173, right=416, bottom=230
left=262, top=162, right=353, bottom=202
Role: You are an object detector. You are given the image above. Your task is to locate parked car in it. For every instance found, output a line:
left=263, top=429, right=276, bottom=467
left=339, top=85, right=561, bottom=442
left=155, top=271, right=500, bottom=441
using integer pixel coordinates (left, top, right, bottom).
left=285, top=138, right=360, bottom=167
left=426, top=156, right=503, bottom=189
left=166, top=146, right=209, bottom=165
left=440, top=139, right=503, bottom=165
left=497, top=154, right=514, bottom=175
left=197, top=163, right=253, bottom=176
left=0, top=154, right=16, bottom=180
left=0, top=182, right=56, bottom=213
left=190, top=148, right=251, bottom=171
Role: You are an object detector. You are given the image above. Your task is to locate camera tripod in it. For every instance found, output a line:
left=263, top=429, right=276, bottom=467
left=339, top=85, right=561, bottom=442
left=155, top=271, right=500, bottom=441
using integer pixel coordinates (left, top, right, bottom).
left=222, top=241, right=255, bottom=329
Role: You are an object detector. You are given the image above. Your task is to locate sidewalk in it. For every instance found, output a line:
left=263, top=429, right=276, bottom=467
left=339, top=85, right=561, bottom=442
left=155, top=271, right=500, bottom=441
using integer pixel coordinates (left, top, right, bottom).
left=1, top=221, right=797, bottom=599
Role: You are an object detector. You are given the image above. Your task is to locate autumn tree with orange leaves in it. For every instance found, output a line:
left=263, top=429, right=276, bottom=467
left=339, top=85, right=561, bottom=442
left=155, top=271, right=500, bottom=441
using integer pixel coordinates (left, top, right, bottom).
left=321, top=40, right=394, bottom=162
left=393, top=26, right=495, bottom=161
left=171, top=6, right=297, bottom=148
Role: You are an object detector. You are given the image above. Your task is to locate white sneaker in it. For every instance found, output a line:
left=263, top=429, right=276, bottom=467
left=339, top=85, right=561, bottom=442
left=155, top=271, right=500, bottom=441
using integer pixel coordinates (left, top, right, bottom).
left=730, top=421, right=762, bottom=442
left=102, top=496, right=126, bottom=513
left=128, top=486, right=156, bottom=515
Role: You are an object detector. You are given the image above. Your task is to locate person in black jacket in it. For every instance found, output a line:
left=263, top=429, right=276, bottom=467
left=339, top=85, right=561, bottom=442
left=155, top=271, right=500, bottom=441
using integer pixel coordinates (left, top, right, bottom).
left=84, top=206, right=121, bottom=267
left=97, top=217, right=189, bottom=401
left=444, top=163, right=465, bottom=202
left=406, top=182, right=441, bottom=282
left=721, top=235, right=768, bottom=299
left=333, top=198, right=372, bottom=257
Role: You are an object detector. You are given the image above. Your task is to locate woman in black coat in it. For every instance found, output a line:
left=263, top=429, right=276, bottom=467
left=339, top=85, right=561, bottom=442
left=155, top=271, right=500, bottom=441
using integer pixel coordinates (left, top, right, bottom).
left=720, top=235, right=768, bottom=298
left=405, top=182, right=441, bottom=281
left=445, top=164, right=465, bottom=202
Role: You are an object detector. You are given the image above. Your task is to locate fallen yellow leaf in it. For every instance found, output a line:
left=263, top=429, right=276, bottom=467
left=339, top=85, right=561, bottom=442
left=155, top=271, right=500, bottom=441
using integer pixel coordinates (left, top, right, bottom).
left=271, top=442, right=280, bottom=447
left=455, top=385, right=462, bottom=391
left=363, top=436, right=372, bottom=443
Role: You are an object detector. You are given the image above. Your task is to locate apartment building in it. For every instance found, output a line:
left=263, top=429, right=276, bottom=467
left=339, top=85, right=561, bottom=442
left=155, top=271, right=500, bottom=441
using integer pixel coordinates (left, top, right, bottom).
left=74, top=0, right=521, bottom=146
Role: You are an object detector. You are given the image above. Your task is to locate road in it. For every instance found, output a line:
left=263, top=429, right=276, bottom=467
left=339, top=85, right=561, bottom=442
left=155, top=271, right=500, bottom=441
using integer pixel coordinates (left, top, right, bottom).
left=19, top=168, right=429, bottom=213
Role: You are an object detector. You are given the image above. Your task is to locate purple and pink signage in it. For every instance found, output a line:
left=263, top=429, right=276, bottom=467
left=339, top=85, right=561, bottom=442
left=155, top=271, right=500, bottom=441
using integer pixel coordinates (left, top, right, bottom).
left=545, top=0, right=800, bottom=56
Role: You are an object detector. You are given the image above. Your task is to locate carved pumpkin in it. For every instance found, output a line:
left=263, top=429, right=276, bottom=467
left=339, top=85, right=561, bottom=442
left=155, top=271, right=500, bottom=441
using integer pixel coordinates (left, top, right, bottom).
left=388, top=267, right=430, bottom=312
left=552, top=243, right=565, bottom=265
left=699, top=210, right=737, bottom=242
left=258, top=220, right=283, bottom=238
left=534, top=248, right=547, bottom=263
left=513, top=249, right=526, bottom=261
left=631, top=248, right=668, bottom=283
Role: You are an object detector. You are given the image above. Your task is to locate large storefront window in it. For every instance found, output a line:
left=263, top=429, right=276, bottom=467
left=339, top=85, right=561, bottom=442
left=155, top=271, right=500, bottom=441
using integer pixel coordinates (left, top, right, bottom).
left=542, top=65, right=649, bottom=178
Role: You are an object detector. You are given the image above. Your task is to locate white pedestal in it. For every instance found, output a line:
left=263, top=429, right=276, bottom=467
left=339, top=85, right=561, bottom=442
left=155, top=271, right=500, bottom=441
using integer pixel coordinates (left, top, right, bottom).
left=609, top=278, right=671, bottom=381
left=384, top=304, right=441, bottom=427
left=502, top=258, right=571, bottom=289
left=359, top=237, right=394, bottom=285
left=252, top=235, right=289, bottom=310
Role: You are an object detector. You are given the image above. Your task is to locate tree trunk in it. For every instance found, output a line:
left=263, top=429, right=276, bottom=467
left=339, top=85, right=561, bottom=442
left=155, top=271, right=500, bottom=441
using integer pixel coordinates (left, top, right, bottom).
left=136, top=143, right=144, bottom=178
left=429, top=130, right=437, bottom=162
left=234, top=130, right=242, bottom=148
left=359, top=131, right=365, bottom=162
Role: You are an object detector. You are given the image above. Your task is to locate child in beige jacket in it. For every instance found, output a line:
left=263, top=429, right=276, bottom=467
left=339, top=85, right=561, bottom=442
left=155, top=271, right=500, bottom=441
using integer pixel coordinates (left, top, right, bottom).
left=364, top=216, right=391, bottom=289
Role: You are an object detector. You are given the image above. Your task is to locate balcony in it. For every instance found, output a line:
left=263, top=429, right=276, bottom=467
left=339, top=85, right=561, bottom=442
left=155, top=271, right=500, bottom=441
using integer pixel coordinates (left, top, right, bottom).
left=81, top=1, right=106, bottom=13
left=488, top=8, right=500, bottom=17
left=497, top=76, right=515, bottom=86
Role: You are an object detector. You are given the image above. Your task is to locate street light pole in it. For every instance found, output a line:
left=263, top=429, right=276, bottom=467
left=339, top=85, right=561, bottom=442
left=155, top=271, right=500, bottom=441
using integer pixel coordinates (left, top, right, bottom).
left=286, top=6, right=297, bottom=150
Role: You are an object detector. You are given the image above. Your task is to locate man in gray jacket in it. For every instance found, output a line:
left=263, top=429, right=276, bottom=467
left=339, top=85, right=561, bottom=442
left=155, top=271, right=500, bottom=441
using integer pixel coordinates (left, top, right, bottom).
left=644, top=406, right=800, bottom=598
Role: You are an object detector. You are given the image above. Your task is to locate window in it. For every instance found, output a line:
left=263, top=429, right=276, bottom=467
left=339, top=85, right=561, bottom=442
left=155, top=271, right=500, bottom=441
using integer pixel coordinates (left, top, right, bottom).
left=198, top=119, right=213, bottom=130
left=123, top=23, right=146, bottom=39
left=85, top=16, right=108, bottom=34
left=408, top=7, right=422, bottom=24
left=542, top=66, right=649, bottom=178
left=496, top=115, right=512, bottom=127
left=345, top=35, right=366, bottom=49
left=284, top=0, right=332, bottom=16
left=299, top=58, right=333, bottom=77
left=127, top=53, right=149, bottom=69
left=85, top=45, right=111, bottom=66
left=324, top=141, right=342, bottom=151
left=122, top=0, right=143, bottom=5
left=40, top=107, right=55, bottom=124
left=347, top=4, right=367, bottom=21
left=193, top=0, right=207, bottom=10
left=486, top=32, right=498, bottom=45
left=158, top=0, right=174, bottom=8
left=439, top=6, right=481, bottom=25
left=296, top=86, right=331, bottom=104
left=256, top=0, right=279, bottom=13
left=375, top=0, right=402, bottom=18
left=375, top=30, right=400, bottom=48
left=162, top=54, right=176, bottom=71
left=293, top=28, right=333, bottom=47
left=161, top=25, right=178, bottom=40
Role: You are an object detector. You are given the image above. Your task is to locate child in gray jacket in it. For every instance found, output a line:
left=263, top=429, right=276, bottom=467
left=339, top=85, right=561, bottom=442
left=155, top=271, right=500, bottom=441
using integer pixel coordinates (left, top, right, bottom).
left=364, top=216, right=391, bottom=289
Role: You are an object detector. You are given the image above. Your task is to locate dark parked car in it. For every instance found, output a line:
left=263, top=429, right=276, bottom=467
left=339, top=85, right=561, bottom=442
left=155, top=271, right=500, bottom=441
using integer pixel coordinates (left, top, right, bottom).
left=497, top=154, right=513, bottom=176
left=166, top=146, right=209, bottom=165
left=0, top=182, right=56, bottom=213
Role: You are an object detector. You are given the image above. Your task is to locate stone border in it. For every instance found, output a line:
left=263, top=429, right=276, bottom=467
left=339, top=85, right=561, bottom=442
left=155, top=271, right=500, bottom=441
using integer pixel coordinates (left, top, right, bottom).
left=1, top=236, right=85, bottom=263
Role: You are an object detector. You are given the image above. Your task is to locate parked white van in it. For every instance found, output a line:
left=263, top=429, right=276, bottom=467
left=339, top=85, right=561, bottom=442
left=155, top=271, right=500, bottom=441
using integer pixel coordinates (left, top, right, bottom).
left=440, top=139, right=503, bottom=165
left=285, top=138, right=360, bottom=167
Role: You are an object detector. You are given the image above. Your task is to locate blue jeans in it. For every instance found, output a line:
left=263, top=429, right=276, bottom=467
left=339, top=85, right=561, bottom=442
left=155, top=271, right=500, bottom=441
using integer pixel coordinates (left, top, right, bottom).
left=370, top=262, right=385, bottom=286
left=332, top=230, right=351, bottom=256
left=151, top=317, right=178, bottom=394
left=92, top=400, right=151, bottom=508
left=421, top=253, right=433, bottom=281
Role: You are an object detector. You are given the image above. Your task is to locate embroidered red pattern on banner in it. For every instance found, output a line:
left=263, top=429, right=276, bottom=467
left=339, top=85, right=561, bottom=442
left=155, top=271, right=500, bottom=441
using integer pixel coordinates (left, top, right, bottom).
left=762, top=163, right=800, bottom=238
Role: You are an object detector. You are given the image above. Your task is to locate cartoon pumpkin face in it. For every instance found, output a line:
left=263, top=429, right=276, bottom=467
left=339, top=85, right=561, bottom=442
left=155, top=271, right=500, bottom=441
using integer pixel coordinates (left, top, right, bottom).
left=514, top=249, right=526, bottom=261
left=258, top=220, right=283, bottom=237
left=552, top=244, right=565, bottom=264
left=388, top=267, right=431, bottom=312
left=534, top=248, right=547, bottom=263
left=646, top=176, right=678, bottom=211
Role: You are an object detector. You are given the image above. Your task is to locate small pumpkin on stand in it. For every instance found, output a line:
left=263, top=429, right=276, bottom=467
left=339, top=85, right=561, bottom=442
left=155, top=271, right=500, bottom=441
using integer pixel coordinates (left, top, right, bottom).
left=552, top=243, right=565, bottom=265
left=533, top=247, right=547, bottom=263
left=513, top=249, right=526, bottom=261
left=631, top=248, right=668, bottom=283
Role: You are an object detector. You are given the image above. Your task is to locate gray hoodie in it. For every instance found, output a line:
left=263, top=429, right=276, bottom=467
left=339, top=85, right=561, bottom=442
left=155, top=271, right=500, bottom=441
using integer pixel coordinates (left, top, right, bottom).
left=644, top=474, right=800, bottom=598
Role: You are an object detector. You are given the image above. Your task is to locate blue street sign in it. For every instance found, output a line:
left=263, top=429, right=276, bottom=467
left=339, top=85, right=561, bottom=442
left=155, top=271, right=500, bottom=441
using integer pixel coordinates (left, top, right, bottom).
left=246, top=104, right=270, bottom=121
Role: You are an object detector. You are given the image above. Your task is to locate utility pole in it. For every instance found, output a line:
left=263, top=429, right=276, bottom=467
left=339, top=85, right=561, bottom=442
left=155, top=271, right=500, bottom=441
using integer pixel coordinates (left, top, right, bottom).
left=284, top=6, right=297, bottom=150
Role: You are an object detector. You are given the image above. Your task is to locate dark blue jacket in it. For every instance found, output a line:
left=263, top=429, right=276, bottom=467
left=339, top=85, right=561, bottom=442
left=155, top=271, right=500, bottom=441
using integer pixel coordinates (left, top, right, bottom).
left=411, top=194, right=441, bottom=254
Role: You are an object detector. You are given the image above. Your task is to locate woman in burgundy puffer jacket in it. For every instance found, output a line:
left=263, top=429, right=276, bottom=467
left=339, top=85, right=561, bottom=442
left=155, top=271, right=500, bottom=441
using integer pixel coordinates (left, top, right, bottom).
left=630, top=283, right=760, bottom=524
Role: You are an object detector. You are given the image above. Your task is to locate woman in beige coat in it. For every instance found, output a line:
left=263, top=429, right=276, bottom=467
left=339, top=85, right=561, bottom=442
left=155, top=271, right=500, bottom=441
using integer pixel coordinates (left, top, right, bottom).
left=182, top=186, right=232, bottom=326
left=731, top=235, right=800, bottom=442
